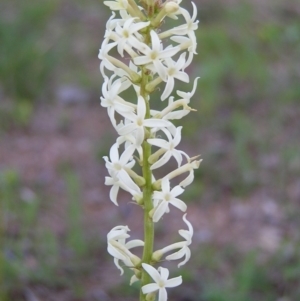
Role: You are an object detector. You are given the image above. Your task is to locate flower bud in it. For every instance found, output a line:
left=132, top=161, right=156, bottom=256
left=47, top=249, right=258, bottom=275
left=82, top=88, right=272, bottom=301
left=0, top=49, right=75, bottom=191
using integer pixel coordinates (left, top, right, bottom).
left=152, top=250, right=163, bottom=262
left=165, top=2, right=179, bottom=14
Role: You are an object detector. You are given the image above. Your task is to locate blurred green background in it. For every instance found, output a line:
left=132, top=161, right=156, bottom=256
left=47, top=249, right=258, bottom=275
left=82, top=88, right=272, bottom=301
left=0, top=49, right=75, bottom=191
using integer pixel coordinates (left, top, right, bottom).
left=1, top=0, right=300, bottom=300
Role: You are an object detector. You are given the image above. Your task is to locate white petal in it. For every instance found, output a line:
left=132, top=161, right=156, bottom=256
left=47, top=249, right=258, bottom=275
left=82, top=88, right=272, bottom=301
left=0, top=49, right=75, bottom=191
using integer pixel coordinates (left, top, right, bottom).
left=165, top=247, right=185, bottom=261
left=137, top=96, right=146, bottom=120
left=130, top=274, right=139, bottom=285
left=161, top=77, right=174, bottom=101
left=119, top=144, right=135, bottom=165
left=158, top=288, right=168, bottom=301
left=153, top=201, right=168, bottom=222
left=173, top=126, right=182, bottom=146
left=158, top=266, right=169, bottom=281
left=135, top=127, right=145, bottom=146
left=178, top=248, right=191, bottom=267
left=107, top=244, right=127, bottom=261
left=109, top=185, right=119, bottom=206
left=118, top=123, right=137, bottom=136
left=142, top=283, right=159, bottom=294
left=182, top=214, right=193, bottom=236
left=131, top=21, right=150, bottom=32
left=172, top=150, right=183, bottom=167
left=142, top=263, right=161, bottom=283
left=179, top=170, right=194, bottom=187
left=170, top=198, right=187, bottom=212
left=163, top=110, right=190, bottom=120
left=150, top=152, right=172, bottom=170
left=171, top=185, right=184, bottom=197
left=165, top=275, right=182, bottom=288
left=153, top=191, right=164, bottom=200
left=161, top=177, right=170, bottom=193
left=150, top=30, right=161, bottom=52
left=147, top=138, right=170, bottom=150
left=191, top=2, right=198, bottom=21
left=110, top=143, right=119, bottom=162
left=105, top=176, right=114, bottom=186
left=126, top=239, right=144, bottom=249
left=134, top=55, right=152, bottom=66
left=175, top=52, right=186, bottom=70
left=175, top=71, right=189, bottom=83
left=153, top=60, right=167, bottom=80
left=159, top=46, right=180, bottom=59
left=114, top=257, right=124, bottom=275
left=143, top=119, right=170, bottom=128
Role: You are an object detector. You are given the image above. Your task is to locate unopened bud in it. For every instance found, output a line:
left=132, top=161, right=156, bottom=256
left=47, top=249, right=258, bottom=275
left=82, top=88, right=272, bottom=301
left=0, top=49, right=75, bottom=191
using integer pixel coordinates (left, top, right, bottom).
left=152, top=249, right=163, bottom=262
left=165, top=2, right=179, bottom=14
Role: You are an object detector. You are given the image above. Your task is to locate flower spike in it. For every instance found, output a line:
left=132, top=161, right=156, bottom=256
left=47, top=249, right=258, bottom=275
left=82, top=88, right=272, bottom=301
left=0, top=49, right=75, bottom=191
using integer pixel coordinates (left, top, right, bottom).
left=100, top=0, right=200, bottom=299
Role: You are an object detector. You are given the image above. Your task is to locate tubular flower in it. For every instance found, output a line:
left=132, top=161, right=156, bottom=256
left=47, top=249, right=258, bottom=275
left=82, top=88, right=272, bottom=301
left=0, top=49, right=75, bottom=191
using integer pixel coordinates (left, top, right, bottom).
left=107, top=225, right=143, bottom=274
left=153, top=214, right=194, bottom=267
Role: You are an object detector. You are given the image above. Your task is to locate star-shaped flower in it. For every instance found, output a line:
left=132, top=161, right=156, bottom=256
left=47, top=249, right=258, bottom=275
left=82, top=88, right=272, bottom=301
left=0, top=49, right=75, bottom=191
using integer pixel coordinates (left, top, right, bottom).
left=103, top=142, right=136, bottom=187
left=147, top=126, right=188, bottom=170
left=101, top=77, right=135, bottom=127
left=141, top=263, right=182, bottom=301
left=161, top=53, right=189, bottom=101
left=152, top=178, right=187, bottom=222
left=134, top=30, right=179, bottom=80
left=118, top=95, right=171, bottom=146
left=105, top=167, right=141, bottom=206
left=115, top=18, right=150, bottom=57
left=171, top=2, right=198, bottom=40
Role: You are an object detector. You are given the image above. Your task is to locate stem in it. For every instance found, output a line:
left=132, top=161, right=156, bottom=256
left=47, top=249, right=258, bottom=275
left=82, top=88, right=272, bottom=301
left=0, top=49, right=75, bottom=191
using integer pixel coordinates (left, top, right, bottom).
left=139, top=63, right=154, bottom=300
left=140, top=140, right=154, bottom=301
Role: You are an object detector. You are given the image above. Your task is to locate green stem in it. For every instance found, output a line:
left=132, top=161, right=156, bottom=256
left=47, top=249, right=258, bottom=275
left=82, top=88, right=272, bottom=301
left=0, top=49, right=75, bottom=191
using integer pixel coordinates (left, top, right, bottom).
left=139, top=64, right=154, bottom=300
left=136, top=4, right=163, bottom=299
left=139, top=141, right=154, bottom=301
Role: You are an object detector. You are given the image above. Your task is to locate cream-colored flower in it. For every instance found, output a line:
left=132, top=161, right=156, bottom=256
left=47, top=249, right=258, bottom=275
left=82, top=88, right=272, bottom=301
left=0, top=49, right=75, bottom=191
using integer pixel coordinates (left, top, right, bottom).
left=141, top=263, right=182, bottom=301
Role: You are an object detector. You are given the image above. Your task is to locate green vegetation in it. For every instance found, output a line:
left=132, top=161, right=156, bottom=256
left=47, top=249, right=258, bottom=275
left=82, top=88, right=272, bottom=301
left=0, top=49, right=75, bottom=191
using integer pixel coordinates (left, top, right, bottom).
left=0, top=0, right=59, bottom=129
left=0, top=167, right=102, bottom=299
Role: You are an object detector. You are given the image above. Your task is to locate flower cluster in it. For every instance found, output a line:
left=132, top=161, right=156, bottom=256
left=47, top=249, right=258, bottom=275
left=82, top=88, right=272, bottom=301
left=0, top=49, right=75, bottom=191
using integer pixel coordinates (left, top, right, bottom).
left=99, top=0, right=200, bottom=300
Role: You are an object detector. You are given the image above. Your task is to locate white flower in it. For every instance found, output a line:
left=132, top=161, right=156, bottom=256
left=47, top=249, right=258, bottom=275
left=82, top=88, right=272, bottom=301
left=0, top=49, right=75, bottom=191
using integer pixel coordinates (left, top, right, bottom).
left=115, top=18, right=150, bottom=57
left=152, top=178, right=187, bottom=222
left=164, top=157, right=201, bottom=187
left=141, top=263, right=182, bottom=301
left=107, top=225, right=130, bottom=262
left=104, top=0, right=128, bottom=11
left=148, top=126, right=188, bottom=170
left=171, top=2, right=198, bottom=39
left=103, top=13, right=121, bottom=41
left=107, top=225, right=144, bottom=275
left=164, top=214, right=193, bottom=267
left=171, top=35, right=197, bottom=68
left=176, top=77, right=200, bottom=104
left=134, top=30, right=180, bottom=80
left=99, top=40, right=118, bottom=76
left=103, top=142, right=135, bottom=181
left=118, top=95, right=171, bottom=146
left=105, top=168, right=141, bottom=205
left=101, top=77, right=135, bottom=127
left=150, top=97, right=191, bottom=121
left=161, top=53, right=189, bottom=101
